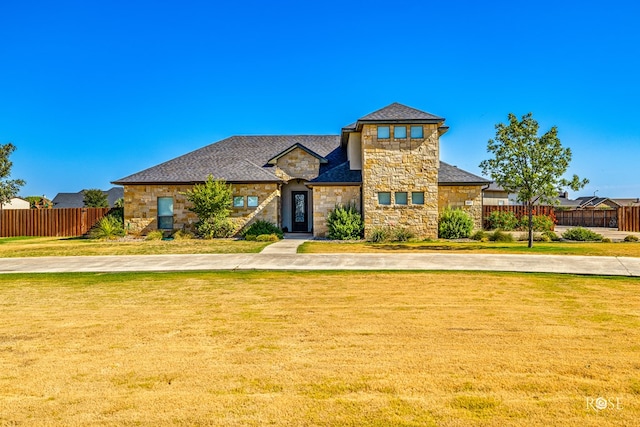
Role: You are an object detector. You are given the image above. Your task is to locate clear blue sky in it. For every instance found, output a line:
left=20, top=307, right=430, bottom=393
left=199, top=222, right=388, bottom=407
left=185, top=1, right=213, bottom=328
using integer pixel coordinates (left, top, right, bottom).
left=2, top=0, right=639, bottom=199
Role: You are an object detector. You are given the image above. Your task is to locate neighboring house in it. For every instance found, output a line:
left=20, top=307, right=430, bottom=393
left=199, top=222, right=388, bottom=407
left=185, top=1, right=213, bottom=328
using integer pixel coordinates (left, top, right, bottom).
left=482, top=183, right=509, bottom=206
left=52, top=187, right=124, bottom=208
left=574, top=196, right=620, bottom=209
left=113, top=103, right=490, bottom=239
left=0, top=197, right=30, bottom=210
left=611, top=198, right=640, bottom=207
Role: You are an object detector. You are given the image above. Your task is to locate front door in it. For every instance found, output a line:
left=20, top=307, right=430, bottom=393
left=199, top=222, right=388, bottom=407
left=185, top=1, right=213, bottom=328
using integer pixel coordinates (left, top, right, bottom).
left=291, top=191, right=308, bottom=232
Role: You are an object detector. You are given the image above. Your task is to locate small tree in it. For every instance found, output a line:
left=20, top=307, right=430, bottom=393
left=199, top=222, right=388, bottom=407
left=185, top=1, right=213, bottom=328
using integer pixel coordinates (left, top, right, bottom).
left=480, top=113, right=587, bottom=247
left=83, top=189, right=109, bottom=207
left=0, top=143, right=26, bottom=206
left=183, top=175, right=234, bottom=238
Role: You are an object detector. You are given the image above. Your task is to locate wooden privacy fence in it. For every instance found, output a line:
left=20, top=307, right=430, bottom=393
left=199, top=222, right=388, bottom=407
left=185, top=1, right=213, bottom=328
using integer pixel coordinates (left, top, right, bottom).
left=482, top=205, right=555, bottom=229
left=618, top=206, right=640, bottom=232
left=0, top=208, right=111, bottom=237
left=555, top=209, right=618, bottom=228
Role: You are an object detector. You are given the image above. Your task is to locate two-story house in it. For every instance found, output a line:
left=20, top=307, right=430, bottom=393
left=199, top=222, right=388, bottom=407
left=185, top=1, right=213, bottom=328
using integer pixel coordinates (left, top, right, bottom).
left=113, top=103, right=489, bottom=238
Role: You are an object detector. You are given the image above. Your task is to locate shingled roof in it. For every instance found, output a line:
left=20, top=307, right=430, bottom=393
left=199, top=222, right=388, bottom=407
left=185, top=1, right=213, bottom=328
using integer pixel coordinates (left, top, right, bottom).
left=358, top=102, right=444, bottom=123
left=113, top=135, right=343, bottom=184
left=438, top=162, right=490, bottom=185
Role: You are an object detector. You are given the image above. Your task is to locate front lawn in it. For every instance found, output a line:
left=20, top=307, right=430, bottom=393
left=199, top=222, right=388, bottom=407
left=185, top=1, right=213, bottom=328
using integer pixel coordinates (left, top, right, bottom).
left=299, top=240, right=640, bottom=257
left=0, top=271, right=638, bottom=426
left=0, top=236, right=270, bottom=257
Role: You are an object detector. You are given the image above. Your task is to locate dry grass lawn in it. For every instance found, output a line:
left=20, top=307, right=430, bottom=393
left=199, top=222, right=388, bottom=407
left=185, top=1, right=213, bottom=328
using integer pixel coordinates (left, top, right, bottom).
left=0, top=236, right=269, bottom=257
left=1, top=271, right=638, bottom=426
left=299, top=240, right=640, bottom=257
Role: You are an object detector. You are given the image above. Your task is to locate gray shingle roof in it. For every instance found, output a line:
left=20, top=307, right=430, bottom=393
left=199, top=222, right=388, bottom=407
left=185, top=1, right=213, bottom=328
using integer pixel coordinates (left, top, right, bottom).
left=52, top=187, right=124, bottom=208
left=438, top=162, right=490, bottom=185
left=357, top=102, right=444, bottom=123
left=113, top=135, right=342, bottom=184
left=308, top=161, right=362, bottom=185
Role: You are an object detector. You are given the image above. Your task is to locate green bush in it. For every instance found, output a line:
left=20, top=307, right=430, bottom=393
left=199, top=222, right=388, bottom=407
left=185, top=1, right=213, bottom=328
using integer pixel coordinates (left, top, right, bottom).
left=542, top=230, right=560, bottom=241
left=256, top=234, right=280, bottom=242
left=489, top=230, right=514, bottom=242
left=393, top=227, right=415, bottom=242
left=485, top=210, right=519, bottom=230
left=327, top=203, right=363, bottom=240
left=368, top=227, right=390, bottom=243
left=145, top=230, right=164, bottom=241
left=242, top=220, right=283, bottom=239
left=624, top=235, right=639, bottom=242
left=470, top=230, right=488, bottom=241
left=438, top=207, right=474, bottom=239
left=88, top=215, right=125, bottom=240
left=244, top=234, right=257, bottom=241
left=520, top=214, right=554, bottom=232
left=172, top=229, right=193, bottom=240
left=562, top=227, right=603, bottom=242
left=196, top=217, right=236, bottom=238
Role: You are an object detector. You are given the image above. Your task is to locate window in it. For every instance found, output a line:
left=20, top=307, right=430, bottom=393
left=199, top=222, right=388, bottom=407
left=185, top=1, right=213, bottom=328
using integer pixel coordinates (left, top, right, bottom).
left=157, top=197, right=173, bottom=230
left=394, top=126, right=407, bottom=139
left=395, top=192, right=408, bottom=205
left=410, top=126, right=423, bottom=138
left=377, top=192, right=391, bottom=205
left=377, top=126, right=390, bottom=139
left=247, top=196, right=259, bottom=207
left=233, top=196, right=244, bottom=207
left=411, top=192, right=424, bottom=204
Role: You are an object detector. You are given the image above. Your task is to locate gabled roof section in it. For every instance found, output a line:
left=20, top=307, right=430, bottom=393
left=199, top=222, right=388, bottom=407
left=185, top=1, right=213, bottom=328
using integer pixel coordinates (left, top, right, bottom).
left=438, top=162, right=491, bottom=186
left=112, top=135, right=341, bottom=185
left=358, top=102, right=444, bottom=123
left=308, top=161, right=362, bottom=186
left=266, top=143, right=328, bottom=165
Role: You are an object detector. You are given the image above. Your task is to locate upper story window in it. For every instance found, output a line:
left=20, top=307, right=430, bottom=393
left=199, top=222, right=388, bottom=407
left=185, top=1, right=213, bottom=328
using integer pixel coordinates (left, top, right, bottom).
left=377, top=126, right=390, bottom=139
left=410, top=126, right=424, bottom=138
left=247, top=196, right=259, bottom=207
left=394, top=126, right=407, bottom=139
left=395, top=192, right=408, bottom=205
left=233, top=196, right=244, bottom=207
left=378, top=192, right=391, bottom=205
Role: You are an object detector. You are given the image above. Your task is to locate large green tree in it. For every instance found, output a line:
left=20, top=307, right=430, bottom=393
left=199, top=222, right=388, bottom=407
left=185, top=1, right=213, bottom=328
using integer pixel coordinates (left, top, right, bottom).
left=183, top=175, right=235, bottom=238
left=0, top=143, right=26, bottom=206
left=479, top=113, right=587, bottom=248
left=83, top=189, right=109, bottom=207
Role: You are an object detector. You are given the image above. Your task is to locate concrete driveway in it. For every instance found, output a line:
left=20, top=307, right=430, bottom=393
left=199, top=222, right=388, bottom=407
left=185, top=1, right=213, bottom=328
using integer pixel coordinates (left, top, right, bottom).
left=1, top=253, right=639, bottom=276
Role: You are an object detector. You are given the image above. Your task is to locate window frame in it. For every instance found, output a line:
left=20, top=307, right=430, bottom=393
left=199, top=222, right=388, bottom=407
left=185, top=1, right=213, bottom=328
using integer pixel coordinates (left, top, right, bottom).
left=410, top=126, right=424, bottom=139
left=377, top=126, right=390, bottom=139
left=394, top=126, right=407, bottom=139
left=157, top=197, right=174, bottom=230
left=377, top=192, right=391, bottom=206
left=247, top=196, right=259, bottom=208
left=395, top=191, right=408, bottom=205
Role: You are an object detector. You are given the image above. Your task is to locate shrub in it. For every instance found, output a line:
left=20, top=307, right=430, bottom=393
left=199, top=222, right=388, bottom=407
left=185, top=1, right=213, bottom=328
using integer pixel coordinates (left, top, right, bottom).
left=542, top=230, right=560, bottom=241
left=244, top=234, right=257, bottom=241
left=172, top=229, right=193, bottom=240
left=489, top=230, right=514, bottom=242
left=624, top=235, right=639, bottom=242
left=602, top=237, right=612, bottom=243
left=470, top=230, right=488, bottom=241
left=243, top=220, right=283, bottom=239
left=327, top=203, right=363, bottom=240
left=145, top=230, right=164, bottom=240
left=256, top=234, right=280, bottom=242
left=196, top=217, right=236, bottom=239
left=485, top=210, right=519, bottom=230
left=562, top=227, right=603, bottom=242
left=438, top=207, right=474, bottom=239
left=520, top=214, right=554, bottom=232
left=88, top=215, right=125, bottom=240
left=393, top=227, right=415, bottom=242
left=368, top=227, right=390, bottom=243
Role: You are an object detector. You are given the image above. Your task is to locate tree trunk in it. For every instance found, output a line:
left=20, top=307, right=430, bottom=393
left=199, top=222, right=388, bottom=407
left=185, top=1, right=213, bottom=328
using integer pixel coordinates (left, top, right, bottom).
left=528, top=203, right=534, bottom=248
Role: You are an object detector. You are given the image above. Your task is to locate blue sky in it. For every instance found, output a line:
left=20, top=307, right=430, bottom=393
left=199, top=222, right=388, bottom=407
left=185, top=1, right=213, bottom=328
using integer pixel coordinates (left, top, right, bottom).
left=1, top=0, right=639, bottom=199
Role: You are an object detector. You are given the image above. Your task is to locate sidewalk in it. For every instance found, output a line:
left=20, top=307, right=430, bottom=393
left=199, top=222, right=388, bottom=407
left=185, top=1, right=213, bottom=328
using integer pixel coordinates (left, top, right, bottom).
left=1, top=253, right=639, bottom=276
left=259, top=233, right=312, bottom=254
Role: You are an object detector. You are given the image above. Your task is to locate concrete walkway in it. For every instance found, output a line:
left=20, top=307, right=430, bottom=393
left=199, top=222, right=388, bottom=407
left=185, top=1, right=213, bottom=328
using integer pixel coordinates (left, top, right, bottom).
left=259, top=233, right=312, bottom=254
left=1, top=253, right=639, bottom=276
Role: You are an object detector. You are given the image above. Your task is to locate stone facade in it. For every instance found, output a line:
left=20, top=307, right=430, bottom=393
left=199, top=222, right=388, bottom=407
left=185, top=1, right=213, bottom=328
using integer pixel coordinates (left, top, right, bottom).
left=438, top=185, right=484, bottom=230
left=123, top=183, right=280, bottom=235
left=361, top=123, right=440, bottom=239
left=312, top=185, right=362, bottom=237
left=274, top=147, right=321, bottom=181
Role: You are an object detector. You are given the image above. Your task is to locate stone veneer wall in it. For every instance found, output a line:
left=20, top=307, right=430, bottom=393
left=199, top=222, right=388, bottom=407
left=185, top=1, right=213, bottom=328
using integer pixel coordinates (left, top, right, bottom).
left=361, top=123, right=440, bottom=239
left=123, top=183, right=280, bottom=235
left=274, top=148, right=321, bottom=181
left=312, top=185, right=361, bottom=237
left=437, top=185, right=484, bottom=230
